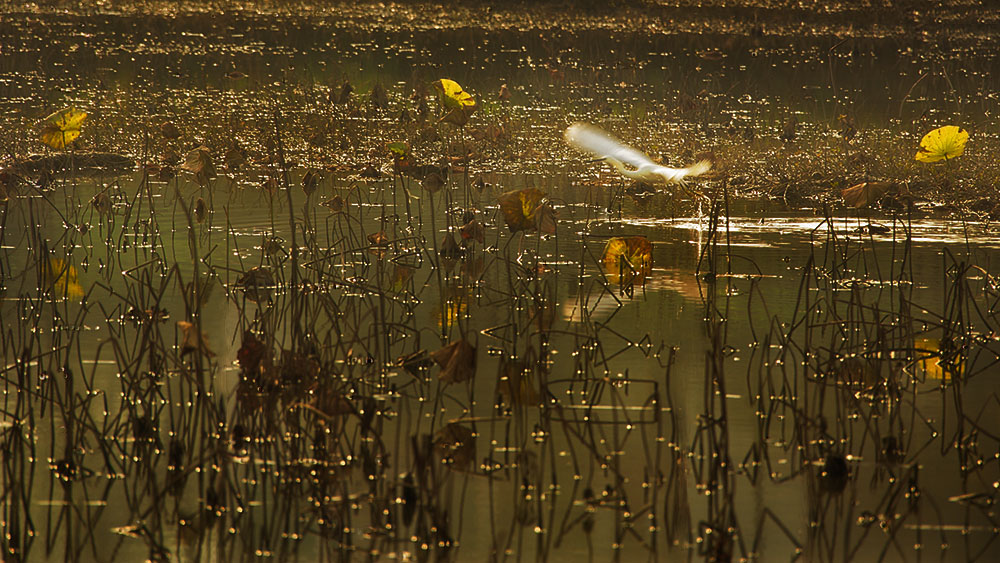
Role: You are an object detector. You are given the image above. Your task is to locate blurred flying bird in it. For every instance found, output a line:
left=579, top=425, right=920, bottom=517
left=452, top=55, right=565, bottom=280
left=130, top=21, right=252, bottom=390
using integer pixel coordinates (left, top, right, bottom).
left=565, top=122, right=711, bottom=185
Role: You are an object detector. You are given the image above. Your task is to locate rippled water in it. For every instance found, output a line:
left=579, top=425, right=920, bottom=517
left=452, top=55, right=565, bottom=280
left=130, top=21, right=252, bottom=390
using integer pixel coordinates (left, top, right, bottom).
left=3, top=2, right=1000, bottom=562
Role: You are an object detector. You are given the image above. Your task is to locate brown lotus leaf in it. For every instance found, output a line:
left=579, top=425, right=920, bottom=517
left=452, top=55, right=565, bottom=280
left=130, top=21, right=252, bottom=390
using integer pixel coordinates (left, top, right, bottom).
left=434, top=423, right=475, bottom=468
left=160, top=121, right=183, bottom=140
left=842, top=181, right=895, bottom=209
left=177, top=321, right=214, bottom=357
left=430, top=339, right=476, bottom=383
left=302, top=169, right=322, bottom=196
left=439, top=232, right=463, bottom=259
left=194, top=197, right=207, bottom=223
left=180, top=146, right=216, bottom=186
left=459, top=218, right=485, bottom=244
left=322, top=194, right=345, bottom=212
left=367, top=230, right=390, bottom=247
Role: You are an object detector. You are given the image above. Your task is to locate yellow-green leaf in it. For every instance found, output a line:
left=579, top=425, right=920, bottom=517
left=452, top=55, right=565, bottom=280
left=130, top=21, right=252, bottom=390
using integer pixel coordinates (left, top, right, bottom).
left=498, top=188, right=548, bottom=233
left=915, top=125, right=968, bottom=163
left=43, top=258, right=84, bottom=299
left=602, top=236, right=653, bottom=285
left=39, top=108, right=88, bottom=150
left=433, top=79, right=476, bottom=111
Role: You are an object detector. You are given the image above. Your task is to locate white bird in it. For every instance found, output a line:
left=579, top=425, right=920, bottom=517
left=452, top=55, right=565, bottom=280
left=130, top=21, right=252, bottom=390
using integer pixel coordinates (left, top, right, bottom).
left=565, top=122, right=711, bottom=185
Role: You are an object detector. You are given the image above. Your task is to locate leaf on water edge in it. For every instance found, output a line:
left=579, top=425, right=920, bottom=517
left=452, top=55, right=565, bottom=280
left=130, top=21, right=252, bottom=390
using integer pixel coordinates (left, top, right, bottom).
left=430, top=339, right=476, bottom=383
left=39, top=107, right=88, bottom=150
left=498, top=188, right=548, bottom=233
left=841, top=182, right=894, bottom=209
left=915, top=125, right=968, bottom=163
left=601, top=236, right=653, bottom=285
left=43, top=257, right=84, bottom=299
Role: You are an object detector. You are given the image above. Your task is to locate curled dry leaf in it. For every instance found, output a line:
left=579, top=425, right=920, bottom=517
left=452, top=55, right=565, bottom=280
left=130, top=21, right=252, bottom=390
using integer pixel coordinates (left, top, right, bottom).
left=322, top=194, right=345, bottom=212
left=439, top=231, right=463, bottom=259
left=841, top=181, right=894, bottom=209
left=368, top=230, right=390, bottom=247
left=92, top=192, right=112, bottom=216
left=193, top=197, right=207, bottom=223
left=160, top=121, right=183, bottom=140
left=460, top=218, right=485, bottom=244
left=237, top=266, right=274, bottom=303
left=302, top=169, right=322, bottom=196
left=180, top=146, right=216, bottom=186
left=434, top=423, right=476, bottom=468
left=370, top=83, right=389, bottom=109
left=177, top=320, right=214, bottom=357
left=430, top=339, right=476, bottom=383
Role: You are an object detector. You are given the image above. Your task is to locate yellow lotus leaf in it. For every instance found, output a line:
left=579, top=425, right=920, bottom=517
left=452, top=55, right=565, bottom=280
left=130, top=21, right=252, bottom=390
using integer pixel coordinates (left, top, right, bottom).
left=498, top=188, right=552, bottom=233
left=433, top=79, right=476, bottom=111
left=914, top=337, right=963, bottom=381
left=915, top=125, right=968, bottom=163
left=39, top=108, right=88, bottom=150
left=602, top=236, right=653, bottom=285
left=43, top=258, right=84, bottom=299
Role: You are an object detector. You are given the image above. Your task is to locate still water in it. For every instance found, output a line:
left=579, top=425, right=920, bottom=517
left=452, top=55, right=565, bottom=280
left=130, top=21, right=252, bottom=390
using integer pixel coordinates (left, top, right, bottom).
left=3, top=2, right=1000, bottom=562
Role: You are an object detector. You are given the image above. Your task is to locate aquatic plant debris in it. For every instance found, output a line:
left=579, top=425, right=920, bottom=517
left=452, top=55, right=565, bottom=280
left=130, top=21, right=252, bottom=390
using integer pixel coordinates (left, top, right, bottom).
left=915, top=125, right=968, bottom=163
left=601, top=236, right=653, bottom=285
left=43, top=257, right=84, bottom=299
left=38, top=107, right=87, bottom=150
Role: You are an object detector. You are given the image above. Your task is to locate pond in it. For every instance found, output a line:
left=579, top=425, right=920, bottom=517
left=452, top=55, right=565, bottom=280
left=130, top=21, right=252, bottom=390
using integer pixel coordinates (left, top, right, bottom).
left=2, top=2, right=1000, bottom=562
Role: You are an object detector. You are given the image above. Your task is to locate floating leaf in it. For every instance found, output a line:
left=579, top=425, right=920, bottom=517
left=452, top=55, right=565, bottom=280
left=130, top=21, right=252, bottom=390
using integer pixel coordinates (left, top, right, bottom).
left=391, top=264, right=414, bottom=292
left=602, top=236, right=653, bottom=286
left=39, top=108, right=87, bottom=150
left=430, top=339, right=476, bottom=383
left=841, top=181, right=894, bottom=209
left=498, top=188, right=552, bottom=233
left=43, top=258, right=84, bottom=299
left=915, top=125, right=968, bottom=162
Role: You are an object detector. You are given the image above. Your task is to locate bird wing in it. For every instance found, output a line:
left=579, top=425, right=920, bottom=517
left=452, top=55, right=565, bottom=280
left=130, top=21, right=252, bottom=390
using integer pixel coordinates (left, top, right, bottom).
left=565, top=123, right=656, bottom=170
left=647, top=159, right=712, bottom=184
